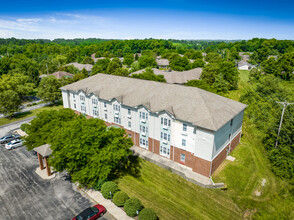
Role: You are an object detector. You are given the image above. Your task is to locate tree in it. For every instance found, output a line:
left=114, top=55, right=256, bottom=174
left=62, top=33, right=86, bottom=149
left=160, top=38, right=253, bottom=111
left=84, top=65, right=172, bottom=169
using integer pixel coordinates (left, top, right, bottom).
left=37, top=76, right=62, bottom=104
left=191, top=58, right=205, bottom=68
left=0, top=90, right=21, bottom=116
left=24, top=109, right=135, bottom=186
left=201, top=63, right=219, bottom=85
left=185, top=80, right=216, bottom=93
left=91, top=58, right=110, bottom=75
left=107, top=61, right=121, bottom=74
left=138, top=55, right=157, bottom=69
left=113, top=68, right=129, bottom=76
left=205, top=52, right=222, bottom=63
left=81, top=57, right=94, bottom=65
left=123, top=54, right=134, bottom=66
left=218, top=61, right=239, bottom=90
left=169, top=56, right=190, bottom=71
left=262, top=57, right=277, bottom=75
left=131, top=67, right=166, bottom=82
left=81, top=68, right=89, bottom=78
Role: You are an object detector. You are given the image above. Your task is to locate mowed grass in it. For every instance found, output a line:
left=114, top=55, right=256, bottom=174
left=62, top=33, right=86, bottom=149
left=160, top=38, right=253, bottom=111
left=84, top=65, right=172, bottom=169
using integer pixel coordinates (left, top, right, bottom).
left=118, top=160, right=242, bottom=220
left=0, top=105, right=63, bottom=126
left=119, top=69, right=294, bottom=219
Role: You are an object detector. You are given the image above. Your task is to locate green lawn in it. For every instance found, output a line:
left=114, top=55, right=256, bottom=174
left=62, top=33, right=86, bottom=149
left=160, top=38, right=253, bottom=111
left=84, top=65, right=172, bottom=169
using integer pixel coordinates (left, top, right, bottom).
left=118, top=69, right=294, bottom=219
left=0, top=105, right=63, bottom=126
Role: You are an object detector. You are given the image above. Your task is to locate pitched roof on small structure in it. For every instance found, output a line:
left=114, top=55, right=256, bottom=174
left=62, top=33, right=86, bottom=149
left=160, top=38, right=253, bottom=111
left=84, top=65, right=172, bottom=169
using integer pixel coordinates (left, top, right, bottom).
left=34, top=144, right=52, bottom=157
left=65, top=62, right=93, bottom=71
left=131, top=68, right=202, bottom=84
left=238, top=60, right=255, bottom=67
left=60, top=74, right=246, bottom=131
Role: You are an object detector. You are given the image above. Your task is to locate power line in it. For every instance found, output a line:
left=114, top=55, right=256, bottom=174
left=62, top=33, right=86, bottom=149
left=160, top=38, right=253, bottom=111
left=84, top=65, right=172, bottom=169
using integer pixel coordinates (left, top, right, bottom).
left=275, top=101, right=294, bottom=149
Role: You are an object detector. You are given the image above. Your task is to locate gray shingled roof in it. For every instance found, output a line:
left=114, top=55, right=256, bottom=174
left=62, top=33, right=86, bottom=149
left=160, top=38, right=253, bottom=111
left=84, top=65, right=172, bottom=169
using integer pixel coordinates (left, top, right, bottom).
left=238, top=60, right=255, bottom=67
left=156, top=59, right=169, bottom=66
left=51, top=71, right=74, bottom=79
left=60, top=74, right=246, bottom=131
left=65, top=62, right=93, bottom=71
left=131, top=68, right=202, bottom=84
left=34, top=144, right=52, bottom=157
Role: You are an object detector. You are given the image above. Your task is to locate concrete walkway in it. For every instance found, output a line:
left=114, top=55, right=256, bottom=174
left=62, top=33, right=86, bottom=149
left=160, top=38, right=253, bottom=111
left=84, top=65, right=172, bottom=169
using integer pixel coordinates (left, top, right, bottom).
left=82, top=188, right=132, bottom=220
left=131, top=146, right=224, bottom=188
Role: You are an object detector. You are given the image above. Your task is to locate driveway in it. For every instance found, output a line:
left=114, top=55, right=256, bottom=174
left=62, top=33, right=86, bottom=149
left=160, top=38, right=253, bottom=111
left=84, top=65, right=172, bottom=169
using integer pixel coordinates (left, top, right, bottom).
left=0, top=123, right=115, bottom=220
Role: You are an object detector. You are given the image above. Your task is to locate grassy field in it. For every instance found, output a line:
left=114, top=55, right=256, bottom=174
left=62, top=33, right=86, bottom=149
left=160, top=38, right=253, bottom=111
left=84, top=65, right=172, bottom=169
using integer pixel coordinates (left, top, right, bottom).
left=117, top=70, right=294, bottom=219
left=0, top=105, right=63, bottom=126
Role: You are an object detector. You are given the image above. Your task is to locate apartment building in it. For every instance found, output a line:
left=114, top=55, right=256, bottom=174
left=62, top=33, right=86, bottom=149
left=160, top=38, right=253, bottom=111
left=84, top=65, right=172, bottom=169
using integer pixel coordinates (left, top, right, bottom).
left=60, top=74, right=246, bottom=177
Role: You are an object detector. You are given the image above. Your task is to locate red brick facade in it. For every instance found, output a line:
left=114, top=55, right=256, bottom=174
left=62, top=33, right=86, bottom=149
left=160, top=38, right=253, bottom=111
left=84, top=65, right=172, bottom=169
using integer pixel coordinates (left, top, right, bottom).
left=75, top=112, right=242, bottom=177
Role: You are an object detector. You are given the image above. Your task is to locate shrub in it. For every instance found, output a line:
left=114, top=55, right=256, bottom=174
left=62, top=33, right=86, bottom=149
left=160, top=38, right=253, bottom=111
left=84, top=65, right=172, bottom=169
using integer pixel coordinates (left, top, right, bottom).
left=124, top=197, right=143, bottom=217
left=113, top=191, right=129, bottom=207
left=20, top=123, right=29, bottom=133
left=138, top=208, right=158, bottom=220
left=101, top=181, right=119, bottom=199
left=93, top=179, right=107, bottom=191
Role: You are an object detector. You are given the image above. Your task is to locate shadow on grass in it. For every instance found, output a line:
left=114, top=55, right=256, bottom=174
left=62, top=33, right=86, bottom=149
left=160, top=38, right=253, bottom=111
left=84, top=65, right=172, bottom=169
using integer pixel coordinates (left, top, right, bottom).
left=10, top=111, right=33, bottom=119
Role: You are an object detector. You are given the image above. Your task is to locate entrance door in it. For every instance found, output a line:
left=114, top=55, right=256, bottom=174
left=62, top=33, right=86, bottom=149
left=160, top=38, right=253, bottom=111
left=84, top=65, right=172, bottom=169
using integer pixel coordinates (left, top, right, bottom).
left=160, top=145, right=170, bottom=158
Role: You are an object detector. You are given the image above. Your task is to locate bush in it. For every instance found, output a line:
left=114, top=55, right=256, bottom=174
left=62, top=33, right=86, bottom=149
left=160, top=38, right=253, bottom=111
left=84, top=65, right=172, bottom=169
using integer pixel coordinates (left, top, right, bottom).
left=113, top=191, right=129, bottom=207
left=124, top=197, right=143, bottom=217
left=20, top=123, right=29, bottom=133
left=138, top=208, right=158, bottom=220
left=93, top=179, right=107, bottom=191
left=101, top=181, right=119, bottom=199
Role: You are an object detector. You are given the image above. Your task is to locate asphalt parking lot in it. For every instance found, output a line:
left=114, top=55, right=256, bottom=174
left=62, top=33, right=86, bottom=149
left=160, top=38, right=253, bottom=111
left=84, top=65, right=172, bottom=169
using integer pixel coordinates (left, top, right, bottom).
left=0, top=124, right=115, bottom=220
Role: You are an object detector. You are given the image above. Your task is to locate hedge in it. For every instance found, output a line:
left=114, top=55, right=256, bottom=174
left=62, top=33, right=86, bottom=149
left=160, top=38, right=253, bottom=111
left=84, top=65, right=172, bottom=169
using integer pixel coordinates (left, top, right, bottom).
left=138, top=208, right=158, bottom=220
left=101, top=181, right=119, bottom=199
left=113, top=191, right=129, bottom=207
left=124, top=197, right=143, bottom=217
left=93, top=179, right=107, bottom=191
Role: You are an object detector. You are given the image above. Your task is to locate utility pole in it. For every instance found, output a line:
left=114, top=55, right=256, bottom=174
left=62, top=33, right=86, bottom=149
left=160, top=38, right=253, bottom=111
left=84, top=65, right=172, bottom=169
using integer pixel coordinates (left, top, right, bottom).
left=275, top=101, right=294, bottom=148
left=46, top=63, right=49, bottom=75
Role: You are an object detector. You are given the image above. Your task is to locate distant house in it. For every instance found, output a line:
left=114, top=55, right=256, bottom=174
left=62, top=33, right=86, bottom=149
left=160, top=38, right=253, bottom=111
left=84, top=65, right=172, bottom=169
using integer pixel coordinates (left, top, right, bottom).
left=131, top=68, right=202, bottom=84
left=156, top=59, right=169, bottom=69
left=39, top=71, right=74, bottom=80
left=239, top=52, right=253, bottom=62
left=51, top=71, right=74, bottom=79
left=237, top=61, right=256, bottom=70
left=65, top=62, right=93, bottom=74
left=91, top=53, right=96, bottom=59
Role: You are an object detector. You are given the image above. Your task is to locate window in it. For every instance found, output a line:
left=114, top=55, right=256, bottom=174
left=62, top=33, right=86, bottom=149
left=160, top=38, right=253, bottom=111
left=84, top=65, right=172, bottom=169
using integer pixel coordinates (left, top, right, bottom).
left=142, top=112, right=145, bottom=119
left=128, top=109, right=131, bottom=115
left=80, top=95, right=85, bottom=101
left=182, top=139, right=186, bottom=147
left=167, top=148, right=170, bottom=156
left=164, top=133, right=167, bottom=140
left=164, top=118, right=167, bottom=126
left=73, top=94, right=75, bottom=98
left=104, top=102, right=107, bottom=108
left=168, top=134, right=170, bottom=141
left=92, top=99, right=98, bottom=105
left=143, top=139, right=145, bottom=145
left=140, top=138, right=142, bottom=144
left=180, top=154, right=185, bottom=162
left=230, top=119, right=233, bottom=126
left=146, top=140, right=148, bottom=146
left=128, top=121, right=131, bottom=128
left=146, top=114, right=148, bottom=120
left=93, top=110, right=98, bottom=116
left=74, top=104, right=76, bottom=109
left=142, top=126, right=146, bottom=133
left=128, top=134, right=132, bottom=138
left=114, top=117, right=120, bottom=124
left=161, top=132, right=163, bottom=139
left=146, top=127, right=148, bottom=133
left=168, top=119, right=170, bottom=126
left=161, top=118, right=163, bottom=124
left=105, top=114, right=107, bottom=120
left=81, top=106, right=86, bottom=112
left=229, top=134, right=231, bottom=140
left=160, top=146, right=163, bottom=153
left=183, top=123, right=187, bottom=131
left=113, top=105, right=115, bottom=110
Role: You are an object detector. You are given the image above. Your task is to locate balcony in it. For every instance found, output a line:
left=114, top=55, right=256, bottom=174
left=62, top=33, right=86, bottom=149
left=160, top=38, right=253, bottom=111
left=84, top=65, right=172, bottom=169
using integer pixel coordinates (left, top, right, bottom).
left=114, top=111, right=119, bottom=116
left=163, top=125, right=168, bottom=130
left=181, top=131, right=187, bottom=136
left=141, top=132, right=146, bottom=136
left=140, top=119, right=146, bottom=123
left=104, top=107, right=107, bottom=111
left=127, top=115, right=132, bottom=119
left=162, top=139, right=167, bottom=144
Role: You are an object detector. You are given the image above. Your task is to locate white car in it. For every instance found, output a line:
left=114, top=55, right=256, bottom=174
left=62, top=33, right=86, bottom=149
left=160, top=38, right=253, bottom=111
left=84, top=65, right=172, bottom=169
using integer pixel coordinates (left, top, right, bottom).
left=5, top=139, right=23, bottom=150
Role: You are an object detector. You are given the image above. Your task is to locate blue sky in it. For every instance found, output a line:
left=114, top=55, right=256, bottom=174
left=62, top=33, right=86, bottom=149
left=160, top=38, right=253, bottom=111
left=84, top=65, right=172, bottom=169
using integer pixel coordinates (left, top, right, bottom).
left=0, top=0, right=294, bottom=40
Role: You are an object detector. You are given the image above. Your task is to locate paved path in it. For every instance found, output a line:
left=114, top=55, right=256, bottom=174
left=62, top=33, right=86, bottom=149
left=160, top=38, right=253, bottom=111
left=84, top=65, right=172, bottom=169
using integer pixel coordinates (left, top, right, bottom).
left=82, top=189, right=132, bottom=220
left=0, top=102, right=49, bottom=119
left=131, top=146, right=224, bottom=188
left=0, top=117, right=35, bottom=136
left=0, top=122, right=115, bottom=220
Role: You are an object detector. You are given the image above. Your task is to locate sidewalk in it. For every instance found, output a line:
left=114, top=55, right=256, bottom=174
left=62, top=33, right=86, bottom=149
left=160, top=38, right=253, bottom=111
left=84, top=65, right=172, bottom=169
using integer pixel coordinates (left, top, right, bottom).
left=82, top=188, right=133, bottom=220
left=131, top=146, right=224, bottom=188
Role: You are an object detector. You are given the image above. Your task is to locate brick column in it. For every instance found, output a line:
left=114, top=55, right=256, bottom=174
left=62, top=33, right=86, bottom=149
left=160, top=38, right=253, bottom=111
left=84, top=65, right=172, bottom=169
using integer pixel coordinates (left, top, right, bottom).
left=44, top=157, right=51, bottom=176
left=37, top=153, right=44, bottom=170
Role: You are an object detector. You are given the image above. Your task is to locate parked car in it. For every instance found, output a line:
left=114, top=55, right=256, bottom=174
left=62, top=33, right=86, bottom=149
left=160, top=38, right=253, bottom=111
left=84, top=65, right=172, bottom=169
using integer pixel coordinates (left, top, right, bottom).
left=5, top=139, right=23, bottom=150
left=0, top=134, right=20, bottom=144
left=72, top=204, right=106, bottom=220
